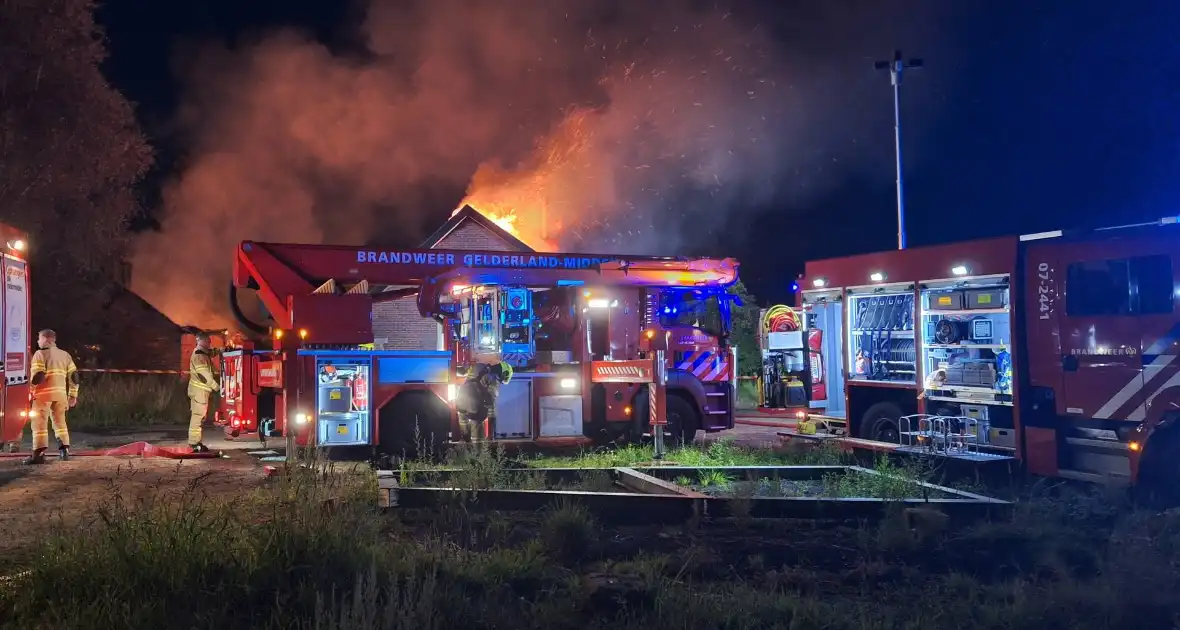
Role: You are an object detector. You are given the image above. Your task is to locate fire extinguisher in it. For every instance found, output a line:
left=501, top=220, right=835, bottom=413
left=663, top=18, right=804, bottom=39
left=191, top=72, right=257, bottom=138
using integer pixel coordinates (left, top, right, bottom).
left=351, top=371, right=368, bottom=412
left=808, top=329, right=826, bottom=402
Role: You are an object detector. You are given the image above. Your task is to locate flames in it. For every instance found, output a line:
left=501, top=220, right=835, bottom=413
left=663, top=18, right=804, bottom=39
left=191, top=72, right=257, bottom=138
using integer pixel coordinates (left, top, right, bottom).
left=482, top=210, right=518, bottom=236
left=457, top=109, right=599, bottom=252
left=452, top=202, right=559, bottom=252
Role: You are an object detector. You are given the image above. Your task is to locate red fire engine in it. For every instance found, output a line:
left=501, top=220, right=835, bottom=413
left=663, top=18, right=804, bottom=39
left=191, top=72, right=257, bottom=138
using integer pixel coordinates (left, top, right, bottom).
left=775, top=216, right=1180, bottom=493
left=222, top=241, right=740, bottom=459
left=0, top=225, right=32, bottom=450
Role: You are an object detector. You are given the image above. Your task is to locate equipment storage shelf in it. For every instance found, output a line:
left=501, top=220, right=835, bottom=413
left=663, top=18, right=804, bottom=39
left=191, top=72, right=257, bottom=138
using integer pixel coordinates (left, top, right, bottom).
left=919, top=275, right=1014, bottom=407
left=313, top=356, right=372, bottom=447
left=845, top=283, right=916, bottom=385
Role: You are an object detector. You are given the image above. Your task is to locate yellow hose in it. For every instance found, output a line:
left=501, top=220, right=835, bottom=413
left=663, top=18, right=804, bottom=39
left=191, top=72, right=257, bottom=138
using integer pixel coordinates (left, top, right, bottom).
left=762, top=304, right=799, bottom=333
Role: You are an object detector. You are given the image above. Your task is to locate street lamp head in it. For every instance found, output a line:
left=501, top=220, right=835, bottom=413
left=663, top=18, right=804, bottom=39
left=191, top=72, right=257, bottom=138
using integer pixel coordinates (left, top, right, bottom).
left=875, top=52, right=923, bottom=72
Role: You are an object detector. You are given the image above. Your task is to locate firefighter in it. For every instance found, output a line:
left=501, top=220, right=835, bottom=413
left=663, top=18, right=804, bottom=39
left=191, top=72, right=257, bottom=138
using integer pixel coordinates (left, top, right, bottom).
left=25, top=329, right=79, bottom=464
left=187, top=332, right=220, bottom=453
left=455, top=361, right=513, bottom=445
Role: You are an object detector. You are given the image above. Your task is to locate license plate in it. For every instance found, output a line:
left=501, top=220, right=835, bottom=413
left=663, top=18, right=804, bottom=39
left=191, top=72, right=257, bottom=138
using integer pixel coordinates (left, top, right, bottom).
left=336, top=425, right=349, bottom=435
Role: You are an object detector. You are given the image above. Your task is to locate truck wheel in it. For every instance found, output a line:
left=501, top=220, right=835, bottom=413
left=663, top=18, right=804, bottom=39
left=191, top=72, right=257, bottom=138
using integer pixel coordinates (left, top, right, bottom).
left=634, top=391, right=699, bottom=447
left=378, top=392, right=450, bottom=463
left=1136, top=427, right=1180, bottom=508
left=858, top=401, right=904, bottom=444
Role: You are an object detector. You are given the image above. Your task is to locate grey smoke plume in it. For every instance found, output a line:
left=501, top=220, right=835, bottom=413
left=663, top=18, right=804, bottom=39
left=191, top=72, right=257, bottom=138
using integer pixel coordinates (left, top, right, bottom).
left=132, top=0, right=850, bottom=328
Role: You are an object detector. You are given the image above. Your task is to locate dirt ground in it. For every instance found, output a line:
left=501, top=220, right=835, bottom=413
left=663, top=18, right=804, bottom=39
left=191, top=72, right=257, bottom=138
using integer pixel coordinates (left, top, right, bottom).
left=0, top=423, right=786, bottom=559
left=0, top=454, right=268, bottom=560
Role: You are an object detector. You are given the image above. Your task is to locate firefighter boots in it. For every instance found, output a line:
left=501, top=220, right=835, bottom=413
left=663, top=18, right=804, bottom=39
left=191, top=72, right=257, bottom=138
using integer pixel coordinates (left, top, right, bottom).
left=58, top=445, right=70, bottom=461
left=23, top=448, right=47, bottom=465
left=191, top=442, right=210, bottom=454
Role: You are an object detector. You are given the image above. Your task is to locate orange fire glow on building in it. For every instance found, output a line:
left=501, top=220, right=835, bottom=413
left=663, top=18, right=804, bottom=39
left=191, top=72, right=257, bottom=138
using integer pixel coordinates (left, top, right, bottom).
left=452, top=202, right=559, bottom=252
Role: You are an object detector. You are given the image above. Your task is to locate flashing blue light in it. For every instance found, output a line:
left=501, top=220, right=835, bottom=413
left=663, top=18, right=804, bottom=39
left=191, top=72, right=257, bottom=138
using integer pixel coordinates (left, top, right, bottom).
left=522, top=318, right=530, bottom=325
left=663, top=306, right=671, bottom=314
left=557, top=279, right=585, bottom=286
left=790, top=282, right=799, bottom=292
left=672, top=307, right=678, bottom=314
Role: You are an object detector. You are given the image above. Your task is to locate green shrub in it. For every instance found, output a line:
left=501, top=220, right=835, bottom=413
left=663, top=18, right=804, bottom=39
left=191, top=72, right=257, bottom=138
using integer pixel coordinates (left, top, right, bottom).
left=70, top=374, right=189, bottom=429
left=539, top=501, right=599, bottom=563
left=736, top=379, right=759, bottom=409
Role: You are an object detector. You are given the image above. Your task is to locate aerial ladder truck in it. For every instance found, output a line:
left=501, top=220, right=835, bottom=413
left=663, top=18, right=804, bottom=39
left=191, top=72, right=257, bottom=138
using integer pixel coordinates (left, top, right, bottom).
left=221, top=241, right=741, bottom=461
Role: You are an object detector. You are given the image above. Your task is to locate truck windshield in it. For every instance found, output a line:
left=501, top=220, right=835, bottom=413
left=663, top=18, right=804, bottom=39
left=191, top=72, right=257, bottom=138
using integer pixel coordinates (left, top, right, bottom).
left=658, top=289, right=732, bottom=340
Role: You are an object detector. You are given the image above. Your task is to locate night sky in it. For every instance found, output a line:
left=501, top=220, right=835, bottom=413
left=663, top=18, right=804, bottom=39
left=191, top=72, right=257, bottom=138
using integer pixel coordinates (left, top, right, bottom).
left=98, top=0, right=1180, bottom=306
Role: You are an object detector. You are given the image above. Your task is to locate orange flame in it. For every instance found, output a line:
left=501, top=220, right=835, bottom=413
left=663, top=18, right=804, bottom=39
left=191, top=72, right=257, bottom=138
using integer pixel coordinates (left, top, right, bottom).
left=458, top=109, right=595, bottom=252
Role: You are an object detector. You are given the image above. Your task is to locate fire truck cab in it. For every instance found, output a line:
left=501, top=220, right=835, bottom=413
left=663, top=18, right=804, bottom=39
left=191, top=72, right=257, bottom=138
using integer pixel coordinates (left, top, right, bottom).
left=416, top=257, right=740, bottom=446
left=779, top=216, right=1180, bottom=492
left=227, top=241, right=740, bottom=460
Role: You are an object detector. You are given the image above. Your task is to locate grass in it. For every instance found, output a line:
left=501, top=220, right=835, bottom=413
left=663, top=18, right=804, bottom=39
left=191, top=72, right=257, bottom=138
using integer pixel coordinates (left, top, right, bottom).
left=70, top=374, right=190, bottom=430
left=402, top=439, right=956, bottom=501
left=3, top=448, right=1180, bottom=629
left=736, top=378, right=759, bottom=409
left=526, top=437, right=849, bottom=469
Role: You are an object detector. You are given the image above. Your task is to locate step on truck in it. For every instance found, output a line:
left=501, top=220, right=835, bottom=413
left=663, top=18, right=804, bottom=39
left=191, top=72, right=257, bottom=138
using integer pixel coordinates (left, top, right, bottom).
left=219, top=241, right=742, bottom=460
left=775, top=216, right=1180, bottom=497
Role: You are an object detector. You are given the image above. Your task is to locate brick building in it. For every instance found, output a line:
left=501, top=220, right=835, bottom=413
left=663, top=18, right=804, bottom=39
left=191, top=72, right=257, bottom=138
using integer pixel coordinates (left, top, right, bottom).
left=73, top=287, right=184, bottom=371
left=371, top=205, right=534, bottom=350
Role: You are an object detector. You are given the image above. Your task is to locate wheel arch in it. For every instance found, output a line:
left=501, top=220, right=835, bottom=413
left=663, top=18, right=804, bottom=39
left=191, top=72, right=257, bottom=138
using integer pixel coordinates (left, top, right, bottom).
left=847, top=385, right=918, bottom=438
left=376, top=387, right=452, bottom=459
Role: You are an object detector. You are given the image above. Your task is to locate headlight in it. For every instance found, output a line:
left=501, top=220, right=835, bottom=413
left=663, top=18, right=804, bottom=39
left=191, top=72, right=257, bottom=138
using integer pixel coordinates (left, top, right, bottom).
left=295, top=412, right=309, bottom=425
left=559, top=378, right=577, bottom=390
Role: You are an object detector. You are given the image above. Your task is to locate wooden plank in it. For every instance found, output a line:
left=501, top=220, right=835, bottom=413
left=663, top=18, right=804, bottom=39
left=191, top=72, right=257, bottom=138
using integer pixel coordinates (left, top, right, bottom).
left=616, top=467, right=709, bottom=498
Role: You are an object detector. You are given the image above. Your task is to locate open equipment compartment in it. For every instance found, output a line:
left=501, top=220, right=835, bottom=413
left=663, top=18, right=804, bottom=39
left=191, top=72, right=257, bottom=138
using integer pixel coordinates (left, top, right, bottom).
left=759, top=305, right=808, bottom=409
left=313, top=356, right=372, bottom=447
left=845, top=283, right=916, bottom=385
left=800, top=289, right=846, bottom=418
left=918, top=274, right=1016, bottom=451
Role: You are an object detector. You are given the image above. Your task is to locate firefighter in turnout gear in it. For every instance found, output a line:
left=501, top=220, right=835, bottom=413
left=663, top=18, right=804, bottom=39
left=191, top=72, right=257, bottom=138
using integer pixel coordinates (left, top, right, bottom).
left=187, top=333, right=220, bottom=453
left=25, top=329, right=78, bottom=464
left=455, top=362, right=513, bottom=444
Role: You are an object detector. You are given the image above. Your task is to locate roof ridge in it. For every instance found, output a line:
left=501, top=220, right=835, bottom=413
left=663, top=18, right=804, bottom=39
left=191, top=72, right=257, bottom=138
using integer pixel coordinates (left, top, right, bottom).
left=419, top=204, right=535, bottom=252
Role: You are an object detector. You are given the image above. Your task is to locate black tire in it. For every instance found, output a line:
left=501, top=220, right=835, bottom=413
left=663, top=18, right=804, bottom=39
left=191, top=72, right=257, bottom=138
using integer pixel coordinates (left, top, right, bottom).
left=1136, top=427, right=1180, bottom=508
left=858, top=401, right=904, bottom=444
left=634, top=390, right=700, bottom=447
left=378, top=391, right=451, bottom=462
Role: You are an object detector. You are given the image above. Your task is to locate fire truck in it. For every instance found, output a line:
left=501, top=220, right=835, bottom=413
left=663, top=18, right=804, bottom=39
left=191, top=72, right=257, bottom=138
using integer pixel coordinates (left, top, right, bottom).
left=220, top=241, right=740, bottom=459
left=775, top=216, right=1180, bottom=494
left=0, top=225, right=32, bottom=451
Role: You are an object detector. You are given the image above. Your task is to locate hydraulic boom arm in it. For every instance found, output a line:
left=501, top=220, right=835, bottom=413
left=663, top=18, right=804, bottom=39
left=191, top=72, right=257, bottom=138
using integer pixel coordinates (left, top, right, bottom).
left=231, top=241, right=738, bottom=344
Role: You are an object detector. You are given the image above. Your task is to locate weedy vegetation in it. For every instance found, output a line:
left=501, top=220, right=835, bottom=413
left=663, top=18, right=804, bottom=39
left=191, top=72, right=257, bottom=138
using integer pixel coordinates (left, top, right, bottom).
left=3, top=441, right=1179, bottom=629
left=70, top=374, right=189, bottom=430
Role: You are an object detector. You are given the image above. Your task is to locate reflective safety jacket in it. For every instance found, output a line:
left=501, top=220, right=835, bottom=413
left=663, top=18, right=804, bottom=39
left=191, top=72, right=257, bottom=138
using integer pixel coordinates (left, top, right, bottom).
left=187, top=349, right=219, bottom=395
left=31, top=344, right=79, bottom=402
left=455, top=364, right=502, bottom=415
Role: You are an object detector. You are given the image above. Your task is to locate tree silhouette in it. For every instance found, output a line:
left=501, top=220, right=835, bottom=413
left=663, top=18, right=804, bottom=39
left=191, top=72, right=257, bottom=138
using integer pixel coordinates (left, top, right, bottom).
left=0, top=0, right=152, bottom=344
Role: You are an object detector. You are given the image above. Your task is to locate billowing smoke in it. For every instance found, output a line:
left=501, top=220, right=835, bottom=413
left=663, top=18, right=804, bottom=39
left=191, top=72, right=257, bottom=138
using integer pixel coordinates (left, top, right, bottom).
left=132, top=0, right=844, bottom=328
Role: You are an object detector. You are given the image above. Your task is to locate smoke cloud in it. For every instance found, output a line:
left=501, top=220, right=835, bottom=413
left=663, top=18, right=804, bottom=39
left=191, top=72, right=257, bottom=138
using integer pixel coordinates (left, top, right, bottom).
left=132, top=0, right=848, bottom=328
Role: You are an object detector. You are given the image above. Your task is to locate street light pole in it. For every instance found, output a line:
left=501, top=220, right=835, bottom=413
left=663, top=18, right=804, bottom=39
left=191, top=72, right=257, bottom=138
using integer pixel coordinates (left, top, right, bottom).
left=874, top=50, right=922, bottom=251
